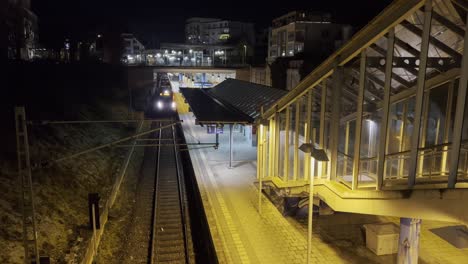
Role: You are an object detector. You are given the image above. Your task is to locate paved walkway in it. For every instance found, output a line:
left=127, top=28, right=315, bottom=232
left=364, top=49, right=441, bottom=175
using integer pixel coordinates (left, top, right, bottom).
left=179, top=113, right=468, bottom=264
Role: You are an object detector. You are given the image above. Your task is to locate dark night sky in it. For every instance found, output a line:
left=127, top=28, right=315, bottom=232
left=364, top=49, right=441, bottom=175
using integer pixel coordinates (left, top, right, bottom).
left=32, top=0, right=393, bottom=48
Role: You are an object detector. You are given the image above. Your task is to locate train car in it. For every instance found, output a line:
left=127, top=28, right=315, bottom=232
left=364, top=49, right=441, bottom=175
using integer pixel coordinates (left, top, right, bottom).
left=153, top=75, right=176, bottom=113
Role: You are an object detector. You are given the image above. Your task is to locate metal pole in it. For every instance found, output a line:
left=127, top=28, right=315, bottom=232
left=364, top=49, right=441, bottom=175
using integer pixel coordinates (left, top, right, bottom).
left=15, top=107, right=39, bottom=264
left=307, top=158, right=316, bottom=264
left=284, top=106, right=291, bottom=180
left=352, top=50, right=366, bottom=190
left=319, top=81, right=327, bottom=179
left=258, top=124, right=264, bottom=214
left=377, top=27, right=395, bottom=190
left=293, top=101, right=300, bottom=180
left=229, top=124, right=233, bottom=168
left=27, top=119, right=173, bottom=125
left=92, top=203, right=97, bottom=255
left=448, top=11, right=468, bottom=188
left=330, top=66, right=343, bottom=181
left=408, top=0, right=432, bottom=188
left=304, top=90, right=312, bottom=180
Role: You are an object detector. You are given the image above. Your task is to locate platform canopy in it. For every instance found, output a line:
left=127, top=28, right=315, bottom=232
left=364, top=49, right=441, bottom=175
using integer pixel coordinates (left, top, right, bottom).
left=180, top=79, right=287, bottom=125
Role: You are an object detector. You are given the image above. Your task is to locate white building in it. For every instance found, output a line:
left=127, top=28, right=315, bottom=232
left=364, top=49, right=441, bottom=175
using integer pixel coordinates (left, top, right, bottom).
left=121, top=33, right=145, bottom=64
left=185, top=17, right=254, bottom=45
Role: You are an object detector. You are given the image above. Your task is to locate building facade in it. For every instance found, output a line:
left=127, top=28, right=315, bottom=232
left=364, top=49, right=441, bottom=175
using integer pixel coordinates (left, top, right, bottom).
left=268, top=11, right=352, bottom=61
left=144, top=43, right=245, bottom=67
left=121, top=33, right=145, bottom=64
left=1, top=0, right=38, bottom=60
left=185, top=17, right=255, bottom=46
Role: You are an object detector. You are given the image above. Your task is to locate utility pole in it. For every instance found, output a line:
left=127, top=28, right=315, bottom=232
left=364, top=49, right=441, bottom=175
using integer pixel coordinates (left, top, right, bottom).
left=15, top=107, right=40, bottom=264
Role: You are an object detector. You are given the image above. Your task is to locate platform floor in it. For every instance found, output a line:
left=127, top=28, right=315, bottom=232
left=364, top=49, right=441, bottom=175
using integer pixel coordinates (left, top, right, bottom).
left=179, top=113, right=468, bottom=264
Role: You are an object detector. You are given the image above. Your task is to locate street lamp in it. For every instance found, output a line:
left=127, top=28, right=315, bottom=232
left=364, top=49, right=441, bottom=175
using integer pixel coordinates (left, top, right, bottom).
left=243, top=45, right=247, bottom=65
left=299, top=143, right=329, bottom=264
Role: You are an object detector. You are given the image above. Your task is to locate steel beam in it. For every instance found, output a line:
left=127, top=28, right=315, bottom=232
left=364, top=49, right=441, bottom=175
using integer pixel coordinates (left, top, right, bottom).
left=268, top=118, right=275, bottom=177
left=402, top=19, right=462, bottom=62
left=274, top=113, right=281, bottom=177
left=430, top=9, right=465, bottom=37
left=330, top=67, right=344, bottom=181
left=441, top=81, right=454, bottom=175
left=304, top=91, right=312, bottom=180
left=284, top=107, right=291, bottom=180
left=319, top=81, right=327, bottom=178
left=352, top=51, right=367, bottom=190
left=293, top=101, right=300, bottom=180
left=377, top=28, right=395, bottom=190
left=408, top=0, right=433, bottom=188
left=448, top=12, right=468, bottom=188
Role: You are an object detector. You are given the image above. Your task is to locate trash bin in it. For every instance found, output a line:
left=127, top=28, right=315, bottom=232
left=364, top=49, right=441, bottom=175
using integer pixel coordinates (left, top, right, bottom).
left=363, top=223, right=399, bottom=255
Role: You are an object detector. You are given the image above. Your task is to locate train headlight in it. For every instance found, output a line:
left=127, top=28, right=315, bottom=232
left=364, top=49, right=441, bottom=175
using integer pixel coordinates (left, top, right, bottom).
left=171, top=101, right=176, bottom=109
left=156, top=101, right=163, bottom=109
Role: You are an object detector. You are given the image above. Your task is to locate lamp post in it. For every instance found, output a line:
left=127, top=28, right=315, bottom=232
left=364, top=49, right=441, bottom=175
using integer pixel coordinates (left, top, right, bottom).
left=257, top=118, right=269, bottom=214
left=243, top=45, right=247, bottom=65
left=299, top=143, right=329, bottom=264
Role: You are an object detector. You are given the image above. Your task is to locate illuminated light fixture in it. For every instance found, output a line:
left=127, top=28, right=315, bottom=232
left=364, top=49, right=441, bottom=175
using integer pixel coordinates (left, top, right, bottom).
left=299, top=143, right=329, bottom=161
left=97, top=34, right=102, bottom=38
left=156, top=53, right=161, bottom=58
left=189, top=49, right=193, bottom=53
left=156, top=101, right=163, bottom=109
left=184, top=56, right=188, bottom=60
left=165, top=50, right=168, bottom=53
left=171, top=101, right=176, bottom=109
left=298, top=142, right=329, bottom=264
left=171, top=50, right=176, bottom=54
left=177, top=51, right=182, bottom=55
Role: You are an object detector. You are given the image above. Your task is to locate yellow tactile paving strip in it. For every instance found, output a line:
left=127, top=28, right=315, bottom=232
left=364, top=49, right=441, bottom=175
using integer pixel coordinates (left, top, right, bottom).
left=181, top=114, right=327, bottom=264
left=174, top=92, right=189, bottom=114
left=180, top=112, right=468, bottom=264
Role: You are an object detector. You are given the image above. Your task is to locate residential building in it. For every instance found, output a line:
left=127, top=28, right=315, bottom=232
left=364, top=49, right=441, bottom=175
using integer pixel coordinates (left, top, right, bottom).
left=185, top=17, right=255, bottom=46
left=121, top=33, right=145, bottom=64
left=1, top=0, right=38, bottom=60
left=266, top=11, right=353, bottom=90
left=268, top=11, right=352, bottom=61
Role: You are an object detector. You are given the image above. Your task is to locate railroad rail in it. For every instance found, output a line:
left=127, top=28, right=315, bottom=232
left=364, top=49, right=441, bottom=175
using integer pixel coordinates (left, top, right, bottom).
left=121, top=119, right=192, bottom=264
left=150, top=120, right=190, bottom=263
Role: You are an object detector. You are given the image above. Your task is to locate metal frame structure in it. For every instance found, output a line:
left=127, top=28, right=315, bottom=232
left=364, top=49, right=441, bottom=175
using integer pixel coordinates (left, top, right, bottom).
left=257, top=0, right=467, bottom=191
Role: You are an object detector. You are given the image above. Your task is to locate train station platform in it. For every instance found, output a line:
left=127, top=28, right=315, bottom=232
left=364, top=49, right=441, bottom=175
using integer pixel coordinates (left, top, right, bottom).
left=179, top=112, right=468, bottom=264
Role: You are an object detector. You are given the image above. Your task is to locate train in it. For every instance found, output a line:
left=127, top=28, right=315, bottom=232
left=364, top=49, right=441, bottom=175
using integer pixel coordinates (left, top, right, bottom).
left=153, top=73, right=176, bottom=113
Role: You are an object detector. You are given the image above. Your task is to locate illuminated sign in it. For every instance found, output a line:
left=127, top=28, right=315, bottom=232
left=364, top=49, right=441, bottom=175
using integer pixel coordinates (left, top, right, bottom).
left=219, top=34, right=230, bottom=40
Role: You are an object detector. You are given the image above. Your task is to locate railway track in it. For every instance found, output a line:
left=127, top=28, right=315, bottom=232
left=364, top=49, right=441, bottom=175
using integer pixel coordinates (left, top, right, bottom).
left=150, top=120, right=190, bottom=263
left=121, top=120, right=192, bottom=264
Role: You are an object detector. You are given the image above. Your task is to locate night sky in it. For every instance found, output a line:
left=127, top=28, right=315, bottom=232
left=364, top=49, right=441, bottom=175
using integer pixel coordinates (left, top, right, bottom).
left=32, top=0, right=393, bottom=49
